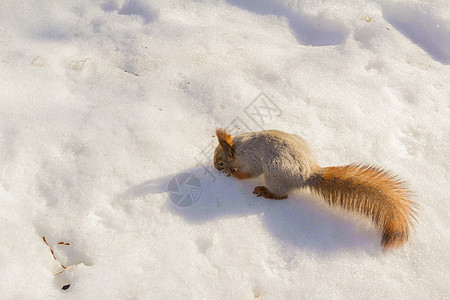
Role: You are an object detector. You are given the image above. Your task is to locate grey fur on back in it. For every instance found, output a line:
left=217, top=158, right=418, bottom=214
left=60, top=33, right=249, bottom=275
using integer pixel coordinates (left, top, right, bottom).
left=234, top=130, right=321, bottom=197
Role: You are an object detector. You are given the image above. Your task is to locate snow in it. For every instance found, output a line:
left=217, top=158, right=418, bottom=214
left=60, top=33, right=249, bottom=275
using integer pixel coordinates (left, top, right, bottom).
left=0, top=0, right=449, bottom=298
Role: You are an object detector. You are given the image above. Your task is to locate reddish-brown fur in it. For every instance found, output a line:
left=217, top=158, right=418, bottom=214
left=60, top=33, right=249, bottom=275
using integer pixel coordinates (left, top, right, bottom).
left=216, top=128, right=233, bottom=148
left=308, top=164, right=416, bottom=250
left=231, top=169, right=252, bottom=180
left=213, top=129, right=417, bottom=250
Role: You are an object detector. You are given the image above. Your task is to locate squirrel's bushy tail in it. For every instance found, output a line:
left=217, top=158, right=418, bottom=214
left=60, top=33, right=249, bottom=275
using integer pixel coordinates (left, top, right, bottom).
left=307, top=164, right=416, bottom=250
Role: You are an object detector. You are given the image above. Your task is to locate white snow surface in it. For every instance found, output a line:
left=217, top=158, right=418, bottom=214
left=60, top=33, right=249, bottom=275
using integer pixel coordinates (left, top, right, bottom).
left=0, top=0, right=449, bottom=298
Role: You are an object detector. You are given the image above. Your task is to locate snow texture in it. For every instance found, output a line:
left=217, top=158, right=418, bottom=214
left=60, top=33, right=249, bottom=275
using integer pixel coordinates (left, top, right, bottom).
left=0, top=0, right=449, bottom=298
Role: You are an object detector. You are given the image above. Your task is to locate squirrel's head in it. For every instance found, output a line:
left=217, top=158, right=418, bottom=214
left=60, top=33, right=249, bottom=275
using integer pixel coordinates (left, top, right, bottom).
left=213, top=128, right=235, bottom=173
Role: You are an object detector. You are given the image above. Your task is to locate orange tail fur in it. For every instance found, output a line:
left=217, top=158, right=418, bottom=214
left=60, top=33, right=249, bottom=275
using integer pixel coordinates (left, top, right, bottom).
left=308, top=164, right=416, bottom=250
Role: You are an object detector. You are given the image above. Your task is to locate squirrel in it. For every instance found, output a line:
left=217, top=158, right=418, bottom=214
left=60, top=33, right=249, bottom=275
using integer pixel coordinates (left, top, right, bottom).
left=213, top=128, right=416, bottom=250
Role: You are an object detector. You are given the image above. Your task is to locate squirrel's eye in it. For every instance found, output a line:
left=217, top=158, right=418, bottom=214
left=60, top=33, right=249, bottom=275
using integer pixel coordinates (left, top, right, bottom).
left=219, top=162, right=224, bottom=167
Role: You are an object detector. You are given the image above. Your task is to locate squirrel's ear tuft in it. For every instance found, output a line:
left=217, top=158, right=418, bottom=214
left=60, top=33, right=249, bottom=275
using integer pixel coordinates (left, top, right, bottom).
left=216, top=128, right=234, bottom=157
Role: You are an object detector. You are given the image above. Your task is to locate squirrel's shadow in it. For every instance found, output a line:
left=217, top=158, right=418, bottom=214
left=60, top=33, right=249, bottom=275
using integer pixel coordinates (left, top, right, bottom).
left=115, top=167, right=380, bottom=254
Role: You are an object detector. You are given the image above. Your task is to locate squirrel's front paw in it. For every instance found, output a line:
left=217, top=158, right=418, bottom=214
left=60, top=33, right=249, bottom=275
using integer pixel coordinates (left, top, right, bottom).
left=253, top=186, right=287, bottom=200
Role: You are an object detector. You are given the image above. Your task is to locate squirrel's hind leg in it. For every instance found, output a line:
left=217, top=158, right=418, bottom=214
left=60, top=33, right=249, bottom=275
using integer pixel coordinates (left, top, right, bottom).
left=253, top=171, right=291, bottom=199
left=253, top=186, right=287, bottom=200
